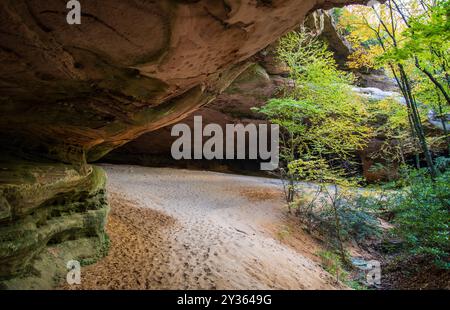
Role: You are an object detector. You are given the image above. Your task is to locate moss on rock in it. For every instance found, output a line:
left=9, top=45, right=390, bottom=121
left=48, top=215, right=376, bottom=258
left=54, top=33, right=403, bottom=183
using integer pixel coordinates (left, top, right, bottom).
left=0, top=163, right=109, bottom=288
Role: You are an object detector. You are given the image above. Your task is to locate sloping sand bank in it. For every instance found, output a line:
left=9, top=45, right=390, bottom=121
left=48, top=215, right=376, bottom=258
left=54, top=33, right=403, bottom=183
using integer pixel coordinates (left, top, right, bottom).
left=63, top=165, right=343, bottom=290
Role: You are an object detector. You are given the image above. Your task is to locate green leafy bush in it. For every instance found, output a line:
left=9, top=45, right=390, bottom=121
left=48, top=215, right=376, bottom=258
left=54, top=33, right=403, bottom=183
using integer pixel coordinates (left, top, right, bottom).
left=393, top=168, right=450, bottom=268
left=318, top=250, right=349, bottom=282
left=320, top=196, right=382, bottom=242
left=292, top=181, right=382, bottom=251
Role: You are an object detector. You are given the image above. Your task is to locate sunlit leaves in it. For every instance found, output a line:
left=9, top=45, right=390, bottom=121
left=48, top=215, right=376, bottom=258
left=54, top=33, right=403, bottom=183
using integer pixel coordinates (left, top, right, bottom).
left=256, top=30, right=372, bottom=182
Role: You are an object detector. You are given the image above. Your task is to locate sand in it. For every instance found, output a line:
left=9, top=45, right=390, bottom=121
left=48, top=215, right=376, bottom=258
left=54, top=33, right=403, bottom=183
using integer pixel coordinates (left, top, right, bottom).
left=62, top=165, right=344, bottom=290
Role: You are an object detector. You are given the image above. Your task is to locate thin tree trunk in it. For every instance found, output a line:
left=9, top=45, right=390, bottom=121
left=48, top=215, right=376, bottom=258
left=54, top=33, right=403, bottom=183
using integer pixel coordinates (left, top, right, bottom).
left=398, top=64, right=437, bottom=177
left=435, top=90, right=450, bottom=155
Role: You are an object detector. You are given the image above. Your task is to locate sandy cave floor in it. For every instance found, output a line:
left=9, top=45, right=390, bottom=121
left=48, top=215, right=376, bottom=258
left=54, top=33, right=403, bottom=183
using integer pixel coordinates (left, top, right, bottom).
left=61, top=164, right=345, bottom=290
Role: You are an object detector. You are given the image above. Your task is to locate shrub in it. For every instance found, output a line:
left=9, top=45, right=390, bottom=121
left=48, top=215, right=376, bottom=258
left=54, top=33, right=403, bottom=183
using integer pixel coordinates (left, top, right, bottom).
left=392, top=168, right=450, bottom=269
left=318, top=250, right=349, bottom=283
left=293, top=180, right=382, bottom=259
left=320, top=195, right=382, bottom=242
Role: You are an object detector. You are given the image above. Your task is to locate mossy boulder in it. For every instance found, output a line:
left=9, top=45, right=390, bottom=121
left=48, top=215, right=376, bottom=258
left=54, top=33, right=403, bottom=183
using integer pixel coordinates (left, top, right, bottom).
left=0, top=163, right=109, bottom=288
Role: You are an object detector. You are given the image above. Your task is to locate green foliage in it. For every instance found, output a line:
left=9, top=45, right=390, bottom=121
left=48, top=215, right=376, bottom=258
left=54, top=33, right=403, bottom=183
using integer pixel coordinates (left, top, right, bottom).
left=339, top=0, right=449, bottom=173
left=366, top=97, right=419, bottom=162
left=258, top=14, right=449, bottom=278
left=256, top=30, right=371, bottom=172
left=379, top=0, right=450, bottom=127
left=321, top=192, right=382, bottom=242
left=288, top=158, right=336, bottom=183
left=257, top=29, right=381, bottom=260
left=291, top=181, right=382, bottom=253
left=318, top=250, right=349, bottom=282
left=434, top=156, right=450, bottom=171
left=392, top=167, right=450, bottom=268
left=382, top=0, right=450, bottom=64
left=318, top=250, right=370, bottom=289
left=356, top=159, right=449, bottom=269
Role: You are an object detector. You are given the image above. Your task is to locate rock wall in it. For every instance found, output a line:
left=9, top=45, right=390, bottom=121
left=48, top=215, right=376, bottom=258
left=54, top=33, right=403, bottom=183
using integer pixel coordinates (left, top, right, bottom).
left=304, top=9, right=354, bottom=68
left=0, top=162, right=109, bottom=288
left=0, top=0, right=365, bottom=164
left=105, top=48, right=289, bottom=171
left=104, top=9, right=360, bottom=172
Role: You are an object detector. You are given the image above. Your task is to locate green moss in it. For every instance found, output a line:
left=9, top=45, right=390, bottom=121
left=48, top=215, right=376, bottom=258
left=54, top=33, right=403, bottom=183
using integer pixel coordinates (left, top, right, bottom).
left=0, top=163, right=109, bottom=287
left=225, top=63, right=270, bottom=94
left=0, top=236, right=108, bottom=290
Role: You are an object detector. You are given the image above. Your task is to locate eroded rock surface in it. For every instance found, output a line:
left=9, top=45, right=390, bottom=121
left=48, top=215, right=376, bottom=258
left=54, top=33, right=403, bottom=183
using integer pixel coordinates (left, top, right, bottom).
left=304, top=9, right=353, bottom=67
left=0, top=163, right=108, bottom=288
left=0, top=0, right=365, bottom=164
left=106, top=57, right=287, bottom=170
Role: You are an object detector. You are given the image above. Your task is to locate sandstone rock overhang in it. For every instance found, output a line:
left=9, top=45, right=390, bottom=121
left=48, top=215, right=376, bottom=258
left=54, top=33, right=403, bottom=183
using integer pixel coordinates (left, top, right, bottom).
left=0, top=0, right=369, bottom=165
left=0, top=0, right=373, bottom=288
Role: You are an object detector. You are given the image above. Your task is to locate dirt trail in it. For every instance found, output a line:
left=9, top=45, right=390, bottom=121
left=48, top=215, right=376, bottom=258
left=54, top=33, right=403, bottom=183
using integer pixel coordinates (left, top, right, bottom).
left=63, top=164, right=344, bottom=290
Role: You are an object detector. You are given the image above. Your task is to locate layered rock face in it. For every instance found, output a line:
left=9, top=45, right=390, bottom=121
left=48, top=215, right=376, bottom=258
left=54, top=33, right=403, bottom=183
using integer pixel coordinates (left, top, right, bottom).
left=0, top=162, right=109, bottom=288
left=304, top=9, right=353, bottom=68
left=106, top=49, right=289, bottom=171
left=0, top=0, right=365, bottom=164
left=0, top=0, right=369, bottom=287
